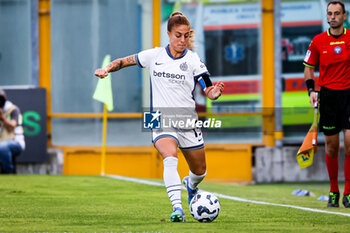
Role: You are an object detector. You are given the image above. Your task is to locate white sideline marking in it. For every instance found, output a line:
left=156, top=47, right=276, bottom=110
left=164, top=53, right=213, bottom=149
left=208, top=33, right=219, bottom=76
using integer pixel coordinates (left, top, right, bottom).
left=106, top=175, right=350, bottom=218
left=213, top=193, right=350, bottom=217
left=107, top=175, right=164, bottom=187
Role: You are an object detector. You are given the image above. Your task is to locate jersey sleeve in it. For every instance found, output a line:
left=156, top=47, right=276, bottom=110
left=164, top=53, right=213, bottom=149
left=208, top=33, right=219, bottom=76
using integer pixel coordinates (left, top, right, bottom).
left=136, top=47, right=159, bottom=68
left=303, top=39, right=319, bottom=68
left=192, top=53, right=212, bottom=91
left=192, top=53, right=209, bottom=77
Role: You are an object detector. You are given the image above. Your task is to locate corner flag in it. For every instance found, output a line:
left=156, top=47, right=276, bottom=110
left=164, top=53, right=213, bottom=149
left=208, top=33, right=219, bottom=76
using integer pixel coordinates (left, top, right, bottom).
left=93, top=54, right=114, bottom=111
left=93, top=54, right=114, bottom=175
left=296, top=104, right=319, bottom=169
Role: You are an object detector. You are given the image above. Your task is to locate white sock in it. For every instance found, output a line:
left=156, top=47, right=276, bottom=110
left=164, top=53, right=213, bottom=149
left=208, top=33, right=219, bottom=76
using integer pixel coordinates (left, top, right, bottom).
left=189, top=170, right=207, bottom=190
left=163, top=157, right=182, bottom=210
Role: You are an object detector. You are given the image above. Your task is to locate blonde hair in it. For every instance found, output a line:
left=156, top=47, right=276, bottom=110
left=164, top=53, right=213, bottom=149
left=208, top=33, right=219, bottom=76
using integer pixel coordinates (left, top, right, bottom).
left=168, top=11, right=195, bottom=50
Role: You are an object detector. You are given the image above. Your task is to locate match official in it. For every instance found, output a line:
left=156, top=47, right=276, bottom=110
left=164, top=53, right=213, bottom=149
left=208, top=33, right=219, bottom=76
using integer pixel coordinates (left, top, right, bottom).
left=303, top=0, right=350, bottom=208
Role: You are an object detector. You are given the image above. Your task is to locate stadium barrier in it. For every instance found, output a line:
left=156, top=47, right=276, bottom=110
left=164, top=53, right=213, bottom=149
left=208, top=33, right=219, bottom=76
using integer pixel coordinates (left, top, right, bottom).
left=60, top=144, right=253, bottom=182
left=16, top=147, right=63, bottom=174
left=255, top=146, right=346, bottom=183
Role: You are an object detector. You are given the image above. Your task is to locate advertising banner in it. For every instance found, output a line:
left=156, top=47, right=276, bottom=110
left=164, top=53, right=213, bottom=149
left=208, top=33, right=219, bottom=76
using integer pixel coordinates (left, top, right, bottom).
left=5, top=88, right=47, bottom=163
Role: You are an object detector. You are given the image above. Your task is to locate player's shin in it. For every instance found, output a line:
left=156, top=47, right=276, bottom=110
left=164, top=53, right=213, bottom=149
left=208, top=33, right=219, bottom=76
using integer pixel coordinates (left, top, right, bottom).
left=344, top=155, right=350, bottom=195
left=326, top=153, right=339, bottom=193
left=163, top=157, right=183, bottom=210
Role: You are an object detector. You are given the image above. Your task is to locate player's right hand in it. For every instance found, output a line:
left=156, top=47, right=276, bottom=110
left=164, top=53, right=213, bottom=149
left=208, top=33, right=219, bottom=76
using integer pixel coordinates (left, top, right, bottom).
left=94, top=68, right=109, bottom=79
left=309, top=91, right=318, bottom=108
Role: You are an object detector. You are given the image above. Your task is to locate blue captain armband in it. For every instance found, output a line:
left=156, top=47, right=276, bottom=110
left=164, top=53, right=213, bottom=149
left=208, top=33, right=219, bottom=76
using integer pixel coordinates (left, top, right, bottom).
left=196, top=73, right=212, bottom=91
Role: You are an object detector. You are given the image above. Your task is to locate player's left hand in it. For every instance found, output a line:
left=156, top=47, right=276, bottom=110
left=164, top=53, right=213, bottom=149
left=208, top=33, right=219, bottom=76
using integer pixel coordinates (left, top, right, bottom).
left=210, top=81, right=224, bottom=99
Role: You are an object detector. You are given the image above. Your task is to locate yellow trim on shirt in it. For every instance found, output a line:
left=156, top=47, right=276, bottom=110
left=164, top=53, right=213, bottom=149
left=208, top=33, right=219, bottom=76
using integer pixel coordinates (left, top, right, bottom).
left=303, top=62, right=315, bottom=68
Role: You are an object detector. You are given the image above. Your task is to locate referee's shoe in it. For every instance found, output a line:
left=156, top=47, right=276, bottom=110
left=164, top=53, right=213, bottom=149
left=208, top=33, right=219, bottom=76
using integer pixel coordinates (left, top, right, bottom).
left=328, top=192, right=340, bottom=207
left=343, top=194, right=350, bottom=208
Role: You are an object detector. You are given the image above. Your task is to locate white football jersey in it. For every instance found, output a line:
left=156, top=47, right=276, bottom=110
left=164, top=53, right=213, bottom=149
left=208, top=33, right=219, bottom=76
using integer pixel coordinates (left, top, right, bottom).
left=136, top=46, right=209, bottom=109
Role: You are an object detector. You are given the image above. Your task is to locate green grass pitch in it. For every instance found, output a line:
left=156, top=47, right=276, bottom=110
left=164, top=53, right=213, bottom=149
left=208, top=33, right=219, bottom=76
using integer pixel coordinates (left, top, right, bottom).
left=1, top=175, right=350, bottom=232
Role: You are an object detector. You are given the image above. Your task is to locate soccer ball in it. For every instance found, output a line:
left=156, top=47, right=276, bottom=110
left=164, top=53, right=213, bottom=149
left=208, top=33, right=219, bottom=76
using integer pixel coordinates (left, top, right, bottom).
left=189, top=191, right=220, bottom=222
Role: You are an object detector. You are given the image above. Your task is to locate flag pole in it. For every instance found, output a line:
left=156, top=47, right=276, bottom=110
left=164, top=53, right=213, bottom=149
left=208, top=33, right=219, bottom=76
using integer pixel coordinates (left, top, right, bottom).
left=93, top=54, right=113, bottom=176
left=101, top=104, right=108, bottom=175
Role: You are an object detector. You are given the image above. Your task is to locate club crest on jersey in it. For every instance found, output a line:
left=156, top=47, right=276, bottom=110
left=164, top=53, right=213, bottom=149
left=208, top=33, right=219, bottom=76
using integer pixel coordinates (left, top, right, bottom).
left=180, top=62, right=188, bottom=71
left=334, top=46, right=342, bottom=54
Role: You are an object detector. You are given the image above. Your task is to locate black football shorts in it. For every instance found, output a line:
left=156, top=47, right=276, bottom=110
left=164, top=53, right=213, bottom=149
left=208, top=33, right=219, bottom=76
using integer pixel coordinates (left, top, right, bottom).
left=319, top=86, right=350, bottom=136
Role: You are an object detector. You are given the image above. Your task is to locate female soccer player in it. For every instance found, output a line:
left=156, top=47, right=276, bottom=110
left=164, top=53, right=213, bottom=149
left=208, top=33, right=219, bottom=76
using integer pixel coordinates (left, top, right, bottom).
left=95, top=12, right=224, bottom=222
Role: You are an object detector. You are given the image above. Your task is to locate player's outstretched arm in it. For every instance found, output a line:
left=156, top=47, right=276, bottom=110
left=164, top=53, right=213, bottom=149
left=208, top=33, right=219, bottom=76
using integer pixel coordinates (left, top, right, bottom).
left=94, top=54, right=137, bottom=79
left=205, top=81, right=224, bottom=100
left=304, top=66, right=318, bottom=107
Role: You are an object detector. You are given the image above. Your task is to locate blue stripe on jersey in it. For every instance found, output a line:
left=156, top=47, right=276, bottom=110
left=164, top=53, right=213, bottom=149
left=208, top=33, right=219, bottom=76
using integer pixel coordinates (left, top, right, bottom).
left=165, top=45, right=188, bottom=60
left=135, top=54, right=144, bottom=68
left=198, top=77, right=207, bottom=91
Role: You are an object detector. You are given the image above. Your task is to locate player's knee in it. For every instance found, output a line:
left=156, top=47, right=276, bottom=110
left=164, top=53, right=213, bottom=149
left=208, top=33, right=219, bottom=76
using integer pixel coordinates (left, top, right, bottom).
left=326, top=146, right=339, bottom=158
left=156, top=145, right=178, bottom=158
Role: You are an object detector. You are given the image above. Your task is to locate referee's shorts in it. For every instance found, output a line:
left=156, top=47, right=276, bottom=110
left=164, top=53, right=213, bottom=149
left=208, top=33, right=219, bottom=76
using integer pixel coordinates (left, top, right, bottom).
left=319, top=86, right=350, bottom=136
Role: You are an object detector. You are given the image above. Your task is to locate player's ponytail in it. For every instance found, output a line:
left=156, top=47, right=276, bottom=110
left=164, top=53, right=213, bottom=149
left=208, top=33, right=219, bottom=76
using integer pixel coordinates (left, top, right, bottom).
left=167, top=11, right=195, bottom=50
